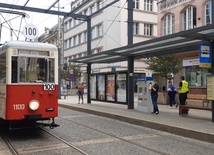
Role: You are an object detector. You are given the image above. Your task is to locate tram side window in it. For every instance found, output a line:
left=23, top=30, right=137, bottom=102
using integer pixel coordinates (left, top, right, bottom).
left=12, top=57, right=18, bottom=83
left=0, top=53, right=6, bottom=84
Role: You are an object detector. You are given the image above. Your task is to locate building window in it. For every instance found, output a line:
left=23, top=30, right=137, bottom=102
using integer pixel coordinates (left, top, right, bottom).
left=65, top=40, right=68, bottom=49
left=70, top=38, right=73, bottom=47
left=186, top=66, right=209, bottom=87
left=162, top=14, right=175, bottom=36
left=133, top=0, right=139, bottom=9
left=144, top=0, right=153, bottom=11
left=84, top=31, right=87, bottom=42
left=133, top=22, right=139, bottom=34
left=182, top=6, right=196, bottom=30
left=78, top=34, right=82, bottom=44
left=97, top=0, right=101, bottom=10
left=91, top=27, right=95, bottom=39
left=205, top=1, right=212, bottom=25
left=73, top=36, right=76, bottom=46
left=70, top=19, right=74, bottom=28
left=97, top=24, right=103, bottom=36
left=144, top=23, right=153, bottom=36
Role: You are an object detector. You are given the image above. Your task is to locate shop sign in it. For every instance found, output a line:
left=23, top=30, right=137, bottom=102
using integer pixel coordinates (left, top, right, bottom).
left=183, top=58, right=199, bottom=66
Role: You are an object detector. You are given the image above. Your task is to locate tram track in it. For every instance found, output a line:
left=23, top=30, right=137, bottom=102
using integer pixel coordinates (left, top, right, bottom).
left=1, top=135, right=19, bottom=155
left=40, top=127, right=88, bottom=155
left=1, top=127, right=88, bottom=155
left=59, top=115, right=170, bottom=155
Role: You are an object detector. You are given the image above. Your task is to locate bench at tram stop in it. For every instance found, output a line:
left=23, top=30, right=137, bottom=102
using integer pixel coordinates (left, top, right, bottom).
left=179, top=94, right=212, bottom=115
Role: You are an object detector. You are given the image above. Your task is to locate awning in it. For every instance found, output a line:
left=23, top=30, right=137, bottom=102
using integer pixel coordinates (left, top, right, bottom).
left=69, top=24, right=214, bottom=64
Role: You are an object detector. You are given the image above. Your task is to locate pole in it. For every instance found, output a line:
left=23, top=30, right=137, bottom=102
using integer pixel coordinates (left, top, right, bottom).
left=211, top=0, right=214, bottom=122
left=87, top=17, right=92, bottom=103
left=127, top=0, right=134, bottom=109
left=58, top=1, right=61, bottom=99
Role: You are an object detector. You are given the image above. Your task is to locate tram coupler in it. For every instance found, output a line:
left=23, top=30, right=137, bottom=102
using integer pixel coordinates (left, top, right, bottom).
left=36, top=118, right=59, bottom=129
left=49, top=118, right=59, bottom=129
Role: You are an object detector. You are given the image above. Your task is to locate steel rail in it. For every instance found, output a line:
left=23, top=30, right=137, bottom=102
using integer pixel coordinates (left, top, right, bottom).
left=41, top=127, right=88, bottom=155
left=1, top=135, right=19, bottom=155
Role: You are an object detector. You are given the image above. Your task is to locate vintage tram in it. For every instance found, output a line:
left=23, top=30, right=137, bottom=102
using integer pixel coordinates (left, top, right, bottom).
left=0, top=41, right=59, bottom=129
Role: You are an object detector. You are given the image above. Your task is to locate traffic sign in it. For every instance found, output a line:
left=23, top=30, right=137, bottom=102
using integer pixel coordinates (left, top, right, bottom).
left=69, top=74, right=74, bottom=80
left=23, top=24, right=39, bottom=39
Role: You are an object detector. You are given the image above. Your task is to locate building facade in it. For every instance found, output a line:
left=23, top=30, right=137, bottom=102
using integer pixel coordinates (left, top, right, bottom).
left=157, top=0, right=212, bottom=94
left=63, top=0, right=158, bottom=82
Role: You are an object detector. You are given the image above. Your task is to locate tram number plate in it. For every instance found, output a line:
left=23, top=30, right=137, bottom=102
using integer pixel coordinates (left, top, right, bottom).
left=43, top=83, right=55, bottom=90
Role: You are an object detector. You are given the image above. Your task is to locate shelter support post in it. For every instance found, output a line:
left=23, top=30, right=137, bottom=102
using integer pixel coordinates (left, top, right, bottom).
left=87, top=63, right=91, bottom=104
left=86, top=17, right=92, bottom=104
left=211, top=41, right=214, bottom=122
left=127, top=0, right=134, bottom=109
left=127, top=56, right=134, bottom=109
left=211, top=0, right=214, bottom=122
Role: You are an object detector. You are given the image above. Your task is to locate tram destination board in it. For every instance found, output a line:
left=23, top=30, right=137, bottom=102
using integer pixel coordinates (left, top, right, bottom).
left=207, top=74, right=214, bottom=100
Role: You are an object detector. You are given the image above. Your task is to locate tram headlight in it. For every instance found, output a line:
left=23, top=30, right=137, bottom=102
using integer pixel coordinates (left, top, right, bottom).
left=29, top=100, right=40, bottom=111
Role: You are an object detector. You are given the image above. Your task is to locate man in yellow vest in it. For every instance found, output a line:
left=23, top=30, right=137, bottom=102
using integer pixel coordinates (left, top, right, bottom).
left=178, top=76, right=189, bottom=105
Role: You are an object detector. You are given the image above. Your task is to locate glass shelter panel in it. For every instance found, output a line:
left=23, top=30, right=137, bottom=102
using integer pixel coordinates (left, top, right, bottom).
left=185, top=66, right=209, bottom=87
left=116, top=73, right=126, bottom=102
left=98, top=75, right=105, bottom=100
left=106, top=74, right=115, bottom=101
left=90, top=75, right=97, bottom=99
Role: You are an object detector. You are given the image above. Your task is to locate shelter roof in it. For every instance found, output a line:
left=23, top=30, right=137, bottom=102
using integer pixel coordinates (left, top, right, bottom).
left=69, top=24, right=214, bottom=64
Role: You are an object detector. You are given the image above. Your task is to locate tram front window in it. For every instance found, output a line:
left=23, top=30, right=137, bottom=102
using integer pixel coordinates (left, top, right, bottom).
left=12, top=56, right=55, bottom=83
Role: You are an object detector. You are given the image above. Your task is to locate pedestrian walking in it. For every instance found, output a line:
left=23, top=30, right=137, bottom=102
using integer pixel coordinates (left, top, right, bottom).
left=167, top=81, right=177, bottom=108
left=151, top=79, right=159, bottom=115
left=77, top=82, right=84, bottom=104
left=178, top=76, right=189, bottom=105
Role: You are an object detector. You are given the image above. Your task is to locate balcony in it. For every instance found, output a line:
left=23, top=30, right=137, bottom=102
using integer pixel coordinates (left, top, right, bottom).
left=157, top=0, right=192, bottom=12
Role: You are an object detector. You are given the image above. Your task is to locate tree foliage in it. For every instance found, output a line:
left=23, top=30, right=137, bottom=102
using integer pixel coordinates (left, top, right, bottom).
left=145, top=55, right=182, bottom=78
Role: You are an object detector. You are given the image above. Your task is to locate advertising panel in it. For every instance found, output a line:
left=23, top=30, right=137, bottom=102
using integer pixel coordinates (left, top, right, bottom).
left=207, top=75, right=214, bottom=100
left=117, top=73, right=126, bottom=102
left=90, top=75, right=97, bottom=99
left=106, top=74, right=115, bottom=101
left=98, top=75, right=105, bottom=100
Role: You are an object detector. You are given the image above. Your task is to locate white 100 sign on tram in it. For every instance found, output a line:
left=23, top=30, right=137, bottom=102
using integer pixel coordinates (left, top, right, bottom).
left=23, top=24, right=39, bottom=39
left=44, top=83, right=55, bottom=90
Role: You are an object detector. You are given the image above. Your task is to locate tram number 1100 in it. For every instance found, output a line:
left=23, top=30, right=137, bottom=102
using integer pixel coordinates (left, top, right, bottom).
left=13, top=104, right=25, bottom=110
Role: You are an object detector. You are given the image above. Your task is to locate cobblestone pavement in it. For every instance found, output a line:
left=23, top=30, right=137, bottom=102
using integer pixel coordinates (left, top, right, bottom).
left=58, top=95, right=214, bottom=143
left=49, top=107, right=214, bottom=155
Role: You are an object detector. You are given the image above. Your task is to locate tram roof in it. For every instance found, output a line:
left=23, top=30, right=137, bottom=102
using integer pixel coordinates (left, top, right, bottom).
left=69, top=24, right=214, bottom=64
left=0, top=41, right=58, bottom=51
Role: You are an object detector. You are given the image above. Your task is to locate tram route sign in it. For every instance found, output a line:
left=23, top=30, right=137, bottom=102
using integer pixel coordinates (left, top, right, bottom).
left=207, top=74, right=214, bottom=100
left=23, top=24, right=39, bottom=40
left=199, top=43, right=212, bottom=68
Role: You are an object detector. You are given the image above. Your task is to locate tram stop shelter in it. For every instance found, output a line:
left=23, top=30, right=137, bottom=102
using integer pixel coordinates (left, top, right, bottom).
left=69, top=24, right=214, bottom=122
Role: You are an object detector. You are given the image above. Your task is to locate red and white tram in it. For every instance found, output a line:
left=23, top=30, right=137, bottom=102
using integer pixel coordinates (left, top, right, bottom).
left=0, top=41, right=59, bottom=129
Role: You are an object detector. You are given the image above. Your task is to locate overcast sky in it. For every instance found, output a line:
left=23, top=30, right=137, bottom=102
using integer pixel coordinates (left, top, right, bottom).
left=0, top=0, right=72, bottom=43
